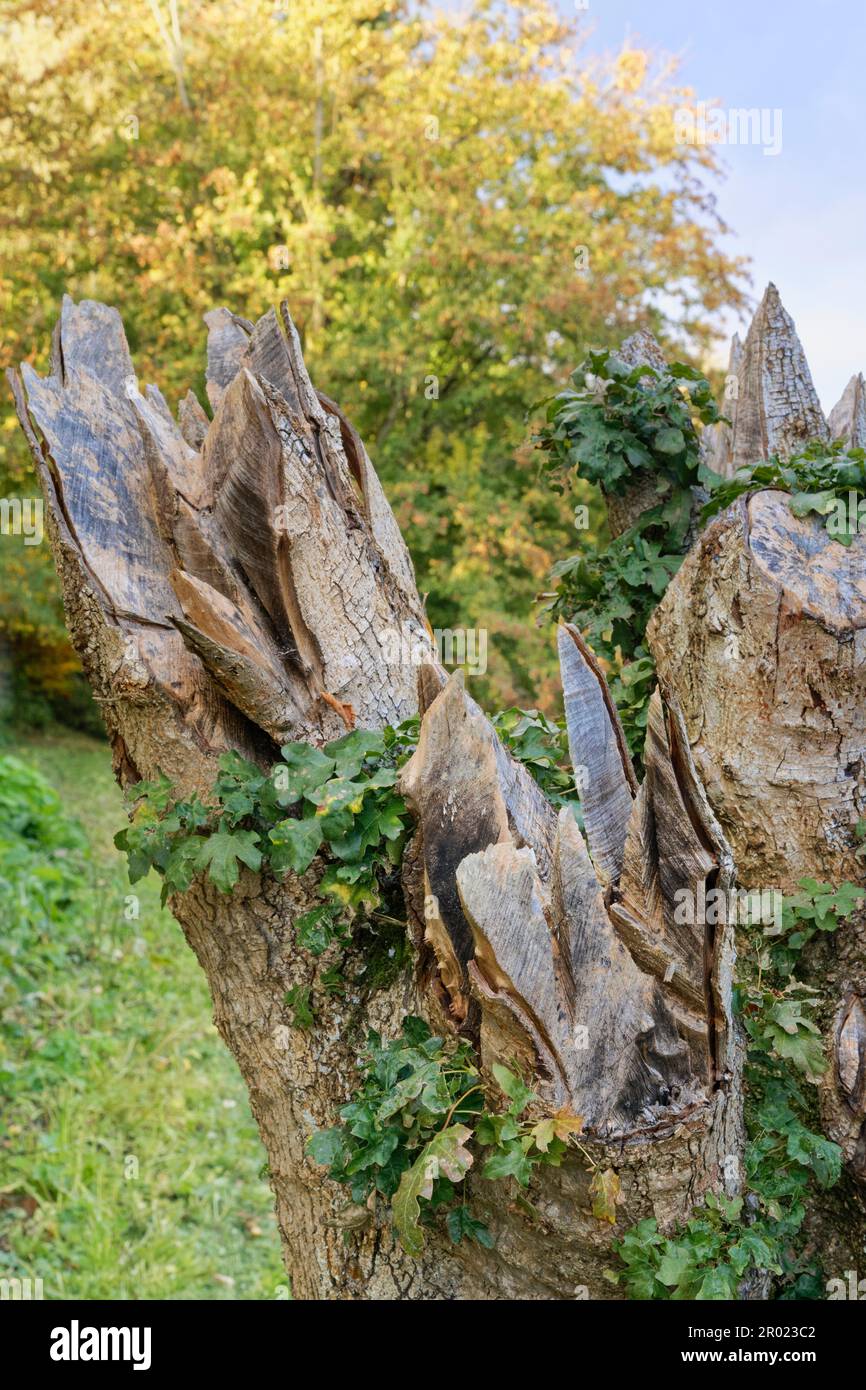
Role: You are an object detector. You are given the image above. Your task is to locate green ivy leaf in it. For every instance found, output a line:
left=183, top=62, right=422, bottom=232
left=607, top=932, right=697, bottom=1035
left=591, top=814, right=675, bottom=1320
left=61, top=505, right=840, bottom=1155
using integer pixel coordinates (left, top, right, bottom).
left=284, top=984, right=315, bottom=1029
left=491, top=1064, right=536, bottom=1114
left=295, top=905, right=343, bottom=956
left=324, top=729, right=387, bottom=779
left=654, top=426, right=686, bottom=455
left=275, top=744, right=337, bottom=803
left=445, top=1207, right=494, bottom=1248
left=268, top=816, right=324, bottom=874
left=307, top=1127, right=348, bottom=1169
left=481, top=1139, right=534, bottom=1187
left=392, top=1125, right=474, bottom=1255
left=194, top=828, right=262, bottom=892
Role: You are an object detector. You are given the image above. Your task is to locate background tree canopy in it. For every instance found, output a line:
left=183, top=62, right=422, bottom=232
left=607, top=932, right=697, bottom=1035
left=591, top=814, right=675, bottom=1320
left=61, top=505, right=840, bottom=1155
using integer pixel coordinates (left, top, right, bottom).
left=0, top=0, right=748, bottom=723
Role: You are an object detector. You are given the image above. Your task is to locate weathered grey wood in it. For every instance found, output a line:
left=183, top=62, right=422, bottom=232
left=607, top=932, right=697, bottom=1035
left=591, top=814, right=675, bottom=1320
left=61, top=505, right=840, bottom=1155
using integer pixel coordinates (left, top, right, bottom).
left=178, top=389, right=210, bottom=449
left=399, top=672, right=555, bottom=1022
left=170, top=570, right=312, bottom=740
left=725, top=284, right=828, bottom=473
left=558, top=623, right=636, bottom=886
left=204, top=306, right=251, bottom=409
left=828, top=373, right=866, bottom=448
left=402, top=656, right=734, bottom=1145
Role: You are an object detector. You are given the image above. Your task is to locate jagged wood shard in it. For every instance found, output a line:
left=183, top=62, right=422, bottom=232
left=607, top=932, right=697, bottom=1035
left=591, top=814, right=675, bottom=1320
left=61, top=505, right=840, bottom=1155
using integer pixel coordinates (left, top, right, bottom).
left=457, top=812, right=700, bottom=1133
left=204, top=307, right=252, bottom=409
left=178, top=388, right=210, bottom=450
left=402, top=659, right=721, bottom=1136
left=828, top=373, right=866, bottom=448
left=558, top=623, right=635, bottom=887
left=399, top=672, right=554, bottom=1018
left=170, top=570, right=311, bottom=739
left=11, top=294, right=432, bottom=778
left=724, top=284, right=828, bottom=474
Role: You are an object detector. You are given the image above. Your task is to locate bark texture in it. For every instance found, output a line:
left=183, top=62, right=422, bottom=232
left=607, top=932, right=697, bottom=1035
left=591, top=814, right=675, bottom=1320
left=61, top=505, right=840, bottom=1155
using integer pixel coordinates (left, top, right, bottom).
left=10, top=283, right=862, bottom=1297
left=649, top=292, right=866, bottom=1263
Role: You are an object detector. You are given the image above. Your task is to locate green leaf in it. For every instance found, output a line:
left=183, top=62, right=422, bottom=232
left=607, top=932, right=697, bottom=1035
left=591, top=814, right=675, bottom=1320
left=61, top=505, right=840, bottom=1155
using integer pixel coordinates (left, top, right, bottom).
left=162, top=835, right=203, bottom=896
left=295, top=905, right=343, bottom=956
left=324, top=729, right=387, bottom=779
left=126, top=773, right=175, bottom=811
left=656, top=1247, right=695, bottom=1288
left=284, top=984, right=315, bottom=1029
left=446, top=1207, right=494, bottom=1248
left=696, top=1265, right=738, bottom=1300
left=491, top=1063, right=536, bottom=1114
left=654, top=426, right=685, bottom=455
left=274, top=744, right=337, bottom=803
left=481, top=1140, right=534, bottom=1187
left=392, top=1125, right=474, bottom=1255
left=268, top=816, right=324, bottom=874
left=194, top=828, right=261, bottom=892
left=307, top=1127, right=347, bottom=1169
left=789, top=489, right=836, bottom=517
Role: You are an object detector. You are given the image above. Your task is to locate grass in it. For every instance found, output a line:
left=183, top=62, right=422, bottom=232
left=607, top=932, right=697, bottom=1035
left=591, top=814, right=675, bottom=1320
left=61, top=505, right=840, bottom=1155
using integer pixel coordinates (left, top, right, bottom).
left=0, top=726, right=285, bottom=1299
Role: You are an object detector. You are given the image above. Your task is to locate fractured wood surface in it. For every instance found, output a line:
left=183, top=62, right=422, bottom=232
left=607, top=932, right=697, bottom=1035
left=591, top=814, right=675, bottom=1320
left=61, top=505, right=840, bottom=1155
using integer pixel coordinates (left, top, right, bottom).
left=25, top=289, right=840, bottom=1293
left=401, top=653, right=732, bottom=1138
left=11, top=294, right=433, bottom=790
left=704, top=283, right=829, bottom=478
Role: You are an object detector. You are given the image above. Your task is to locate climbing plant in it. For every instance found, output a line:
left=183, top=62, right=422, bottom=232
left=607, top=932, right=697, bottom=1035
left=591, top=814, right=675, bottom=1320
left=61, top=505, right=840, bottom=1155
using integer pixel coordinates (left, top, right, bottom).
left=115, top=706, right=582, bottom=989
left=609, top=876, right=863, bottom=1299
left=536, top=349, right=724, bottom=759
left=306, top=1016, right=584, bottom=1255
left=702, top=441, right=866, bottom=543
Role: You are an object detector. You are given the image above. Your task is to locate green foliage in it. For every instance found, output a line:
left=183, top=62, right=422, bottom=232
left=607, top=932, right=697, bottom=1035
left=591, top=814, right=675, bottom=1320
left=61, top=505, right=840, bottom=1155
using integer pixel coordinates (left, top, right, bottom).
left=307, top=1017, right=582, bottom=1255
left=537, top=349, right=722, bottom=504
left=114, top=724, right=419, bottom=917
left=548, top=508, right=686, bottom=667
left=0, top=753, right=88, bottom=934
left=736, top=877, right=865, bottom=1080
left=490, top=707, right=581, bottom=813
left=761, top=878, right=865, bottom=979
left=539, top=349, right=723, bottom=761
left=115, top=707, right=591, bottom=997
left=542, top=353, right=866, bottom=771
left=0, top=0, right=748, bottom=718
left=745, top=1054, right=842, bottom=1210
left=606, top=656, right=657, bottom=763
left=702, top=442, right=866, bottom=544
left=612, top=1196, right=780, bottom=1301
left=611, top=875, right=863, bottom=1300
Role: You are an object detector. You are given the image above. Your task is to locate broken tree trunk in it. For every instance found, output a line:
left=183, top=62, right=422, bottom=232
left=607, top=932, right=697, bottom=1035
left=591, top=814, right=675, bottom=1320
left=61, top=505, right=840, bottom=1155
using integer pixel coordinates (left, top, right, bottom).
left=649, top=284, right=866, bottom=1266
left=10, top=283, right=861, bottom=1298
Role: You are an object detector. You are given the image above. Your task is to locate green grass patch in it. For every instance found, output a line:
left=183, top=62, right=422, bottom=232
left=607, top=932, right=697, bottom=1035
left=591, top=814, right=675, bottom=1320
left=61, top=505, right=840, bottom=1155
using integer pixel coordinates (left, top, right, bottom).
left=0, top=728, right=284, bottom=1299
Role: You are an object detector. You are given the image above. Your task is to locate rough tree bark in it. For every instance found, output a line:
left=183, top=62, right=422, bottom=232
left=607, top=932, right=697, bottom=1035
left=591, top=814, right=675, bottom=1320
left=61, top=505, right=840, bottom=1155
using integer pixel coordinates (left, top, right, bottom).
left=9, top=284, right=864, bottom=1297
left=654, top=283, right=866, bottom=1266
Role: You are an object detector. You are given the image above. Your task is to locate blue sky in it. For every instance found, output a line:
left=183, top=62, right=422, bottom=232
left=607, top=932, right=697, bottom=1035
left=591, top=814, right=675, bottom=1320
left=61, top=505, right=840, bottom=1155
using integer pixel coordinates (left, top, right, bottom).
left=571, top=0, right=866, bottom=410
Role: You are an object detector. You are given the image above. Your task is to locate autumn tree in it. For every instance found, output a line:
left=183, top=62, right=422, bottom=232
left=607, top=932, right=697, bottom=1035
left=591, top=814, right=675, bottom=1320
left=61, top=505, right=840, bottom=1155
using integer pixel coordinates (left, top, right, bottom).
left=0, top=0, right=746, bottom=718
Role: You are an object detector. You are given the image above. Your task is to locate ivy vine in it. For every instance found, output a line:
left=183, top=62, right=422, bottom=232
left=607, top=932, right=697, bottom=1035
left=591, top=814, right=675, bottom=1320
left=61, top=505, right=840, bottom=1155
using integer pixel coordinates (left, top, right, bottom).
left=306, top=1016, right=584, bottom=1254
left=609, top=876, right=864, bottom=1300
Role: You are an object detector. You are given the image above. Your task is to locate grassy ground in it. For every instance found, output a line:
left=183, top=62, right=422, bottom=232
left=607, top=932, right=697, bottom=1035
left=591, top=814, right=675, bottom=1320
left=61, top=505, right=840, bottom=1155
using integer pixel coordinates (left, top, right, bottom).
left=0, top=727, right=285, bottom=1299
